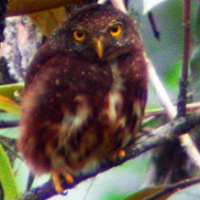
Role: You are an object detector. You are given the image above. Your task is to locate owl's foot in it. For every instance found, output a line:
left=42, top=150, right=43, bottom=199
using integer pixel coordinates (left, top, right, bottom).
left=52, top=171, right=63, bottom=193
left=118, top=149, right=126, bottom=159
left=109, top=149, right=126, bottom=163
left=63, top=171, right=74, bottom=184
left=51, top=171, right=74, bottom=193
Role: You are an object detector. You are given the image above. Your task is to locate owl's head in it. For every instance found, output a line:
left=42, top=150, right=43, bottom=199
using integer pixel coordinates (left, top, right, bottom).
left=50, top=4, right=142, bottom=61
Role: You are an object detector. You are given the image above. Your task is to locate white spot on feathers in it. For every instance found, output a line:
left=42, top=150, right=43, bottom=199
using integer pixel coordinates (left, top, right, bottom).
left=103, top=60, right=124, bottom=123
left=60, top=95, right=91, bottom=136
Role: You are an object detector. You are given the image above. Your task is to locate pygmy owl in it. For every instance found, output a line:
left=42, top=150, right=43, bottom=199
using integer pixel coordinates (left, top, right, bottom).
left=18, top=3, right=147, bottom=193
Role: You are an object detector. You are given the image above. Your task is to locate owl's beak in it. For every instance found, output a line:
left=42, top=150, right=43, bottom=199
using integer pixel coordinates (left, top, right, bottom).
left=94, top=37, right=105, bottom=59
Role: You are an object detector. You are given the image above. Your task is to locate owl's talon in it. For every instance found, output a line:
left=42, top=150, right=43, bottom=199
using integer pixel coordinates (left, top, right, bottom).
left=118, top=150, right=126, bottom=159
left=63, top=172, right=74, bottom=184
left=52, top=171, right=74, bottom=193
left=52, top=171, right=63, bottom=193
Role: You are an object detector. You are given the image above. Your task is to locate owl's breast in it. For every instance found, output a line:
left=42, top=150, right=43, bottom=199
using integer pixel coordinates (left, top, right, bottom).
left=19, top=54, right=146, bottom=176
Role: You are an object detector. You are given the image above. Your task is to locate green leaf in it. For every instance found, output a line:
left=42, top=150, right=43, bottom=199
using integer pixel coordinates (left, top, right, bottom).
left=0, top=112, right=19, bottom=121
left=0, top=82, right=24, bottom=100
left=0, top=143, right=19, bottom=200
left=0, top=128, right=19, bottom=139
left=0, top=95, right=21, bottom=115
left=194, top=4, right=200, bottom=45
left=163, top=59, right=181, bottom=89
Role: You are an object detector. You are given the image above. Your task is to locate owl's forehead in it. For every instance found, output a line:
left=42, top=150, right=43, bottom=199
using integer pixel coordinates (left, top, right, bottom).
left=68, top=5, right=128, bottom=30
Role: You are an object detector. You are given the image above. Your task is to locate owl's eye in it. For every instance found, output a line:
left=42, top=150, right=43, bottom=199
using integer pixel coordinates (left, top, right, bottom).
left=109, top=24, right=123, bottom=37
left=73, top=30, right=86, bottom=42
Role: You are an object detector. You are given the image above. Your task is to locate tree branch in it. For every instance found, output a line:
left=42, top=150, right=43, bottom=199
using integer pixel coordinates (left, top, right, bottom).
left=177, top=0, right=191, bottom=117
left=147, top=12, right=160, bottom=40
left=0, top=120, right=19, bottom=128
left=146, top=176, right=200, bottom=200
left=16, top=114, right=200, bottom=200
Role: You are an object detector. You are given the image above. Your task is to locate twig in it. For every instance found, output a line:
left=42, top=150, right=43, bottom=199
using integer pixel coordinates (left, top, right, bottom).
left=0, top=120, right=19, bottom=128
left=145, top=101, right=200, bottom=117
left=177, top=0, right=191, bottom=117
left=0, top=140, right=22, bottom=160
left=146, top=176, right=200, bottom=200
left=83, top=178, right=96, bottom=200
left=26, top=172, right=35, bottom=191
left=15, top=115, right=200, bottom=200
left=148, top=12, right=160, bottom=40
left=177, top=0, right=200, bottom=169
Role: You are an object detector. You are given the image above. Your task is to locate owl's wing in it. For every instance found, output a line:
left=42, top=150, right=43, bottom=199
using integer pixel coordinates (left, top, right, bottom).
left=20, top=51, right=93, bottom=173
left=25, top=42, right=58, bottom=88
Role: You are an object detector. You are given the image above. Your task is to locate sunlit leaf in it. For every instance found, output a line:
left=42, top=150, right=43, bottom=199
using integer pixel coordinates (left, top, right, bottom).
left=0, top=95, right=22, bottom=116
left=29, top=7, right=67, bottom=36
left=0, top=82, right=24, bottom=100
left=163, top=59, right=181, bottom=89
left=0, top=144, right=19, bottom=199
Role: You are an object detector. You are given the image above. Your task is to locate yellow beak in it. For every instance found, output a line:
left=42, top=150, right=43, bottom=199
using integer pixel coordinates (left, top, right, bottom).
left=94, top=39, right=104, bottom=59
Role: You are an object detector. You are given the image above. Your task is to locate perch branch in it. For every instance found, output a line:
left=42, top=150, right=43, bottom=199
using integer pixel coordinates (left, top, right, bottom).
left=16, top=114, right=200, bottom=200
left=146, top=176, right=200, bottom=200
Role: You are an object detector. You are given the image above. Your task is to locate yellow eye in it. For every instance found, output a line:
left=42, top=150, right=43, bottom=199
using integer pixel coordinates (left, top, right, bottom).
left=73, top=30, right=86, bottom=42
left=109, top=24, right=122, bottom=37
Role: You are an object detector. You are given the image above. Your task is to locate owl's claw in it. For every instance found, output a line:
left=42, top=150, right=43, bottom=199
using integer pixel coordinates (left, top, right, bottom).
left=118, top=149, right=126, bottom=159
left=52, top=171, right=63, bottom=193
left=109, top=149, right=126, bottom=163
left=52, top=171, right=74, bottom=193
left=63, top=172, right=74, bottom=184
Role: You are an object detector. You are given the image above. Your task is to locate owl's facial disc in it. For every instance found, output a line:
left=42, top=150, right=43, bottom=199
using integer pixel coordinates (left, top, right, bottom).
left=92, top=23, right=123, bottom=59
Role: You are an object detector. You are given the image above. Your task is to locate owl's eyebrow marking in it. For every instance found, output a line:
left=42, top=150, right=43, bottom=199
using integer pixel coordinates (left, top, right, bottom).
left=99, top=29, right=106, bottom=33
left=71, top=26, right=87, bottom=31
left=109, top=21, right=123, bottom=27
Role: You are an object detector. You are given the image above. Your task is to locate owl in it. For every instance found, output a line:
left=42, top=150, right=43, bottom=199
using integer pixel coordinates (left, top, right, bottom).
left=18, top=4, right=147, bottom=193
